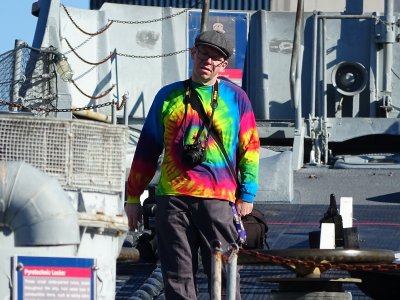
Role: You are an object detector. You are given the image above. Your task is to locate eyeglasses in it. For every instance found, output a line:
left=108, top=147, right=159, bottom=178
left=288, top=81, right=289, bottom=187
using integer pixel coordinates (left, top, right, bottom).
left=195, top=47, right=226, bottom=63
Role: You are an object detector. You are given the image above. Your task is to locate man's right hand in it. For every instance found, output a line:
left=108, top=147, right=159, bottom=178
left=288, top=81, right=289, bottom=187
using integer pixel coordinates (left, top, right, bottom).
left=125, top=203, right=143, bottom=230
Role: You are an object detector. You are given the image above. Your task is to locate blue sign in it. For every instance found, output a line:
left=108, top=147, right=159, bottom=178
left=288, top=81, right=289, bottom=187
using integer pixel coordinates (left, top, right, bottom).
left=14, top=256, right=96, bottom=300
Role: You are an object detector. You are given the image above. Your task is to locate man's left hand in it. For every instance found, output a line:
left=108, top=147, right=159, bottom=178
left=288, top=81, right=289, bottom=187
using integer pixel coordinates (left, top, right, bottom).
left=235, top=199, right=253, bottom=217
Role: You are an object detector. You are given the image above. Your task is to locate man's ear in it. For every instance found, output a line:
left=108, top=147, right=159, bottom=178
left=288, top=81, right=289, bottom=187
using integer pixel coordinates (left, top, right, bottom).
left=190, top=47, right=196, bottom=59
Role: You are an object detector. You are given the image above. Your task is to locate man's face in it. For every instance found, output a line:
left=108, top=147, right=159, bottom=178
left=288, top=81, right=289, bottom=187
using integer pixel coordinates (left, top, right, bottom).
left=191, top=45, right=228, bottom=85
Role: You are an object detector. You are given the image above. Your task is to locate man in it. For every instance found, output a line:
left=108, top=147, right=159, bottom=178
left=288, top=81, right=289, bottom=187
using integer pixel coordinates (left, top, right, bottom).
left=125, top=29, right=260, bottom=299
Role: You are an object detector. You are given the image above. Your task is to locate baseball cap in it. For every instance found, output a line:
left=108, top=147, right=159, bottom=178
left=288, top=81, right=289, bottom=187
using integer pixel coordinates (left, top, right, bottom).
left=194, top=30, right=233, bottom=59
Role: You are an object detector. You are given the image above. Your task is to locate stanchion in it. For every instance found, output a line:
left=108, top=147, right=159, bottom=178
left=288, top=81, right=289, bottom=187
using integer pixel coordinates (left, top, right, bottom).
left=211, top=241, right=240, bottom=300
left=211, top=240, right=223, bottom=300
left=226, top=244, right=239, bottom=300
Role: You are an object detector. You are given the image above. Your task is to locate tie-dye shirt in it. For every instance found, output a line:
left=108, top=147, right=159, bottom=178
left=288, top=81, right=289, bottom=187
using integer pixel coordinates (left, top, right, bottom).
left=127, top=79, right=260, bottom=204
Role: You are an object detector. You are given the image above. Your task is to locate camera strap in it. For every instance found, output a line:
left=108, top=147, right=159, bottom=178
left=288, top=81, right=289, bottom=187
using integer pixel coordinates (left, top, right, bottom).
left=184, top=79, right=246, bottom=245
left=183, top=79, right=218, bottom=148
left=184, top=79, right=239, bottom=187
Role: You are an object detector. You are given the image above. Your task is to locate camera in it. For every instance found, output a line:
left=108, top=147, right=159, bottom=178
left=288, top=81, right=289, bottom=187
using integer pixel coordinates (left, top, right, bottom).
left=182, top=142, right=206, bottom=167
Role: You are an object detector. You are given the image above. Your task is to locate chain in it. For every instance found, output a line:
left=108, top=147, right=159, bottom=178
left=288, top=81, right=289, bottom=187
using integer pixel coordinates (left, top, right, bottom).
left=70, top=80, right=115, bottom=100
left=117, top=48, right=189, bottom=59
left=62, top=4, right=114, bottom=36
left=0, top=99, right=114, bottom=113
left=62, top=1, right=201, bottom=36
left=61, top=2, right=197, bottom=61
left=222, top=244, right=240, bottom=264
left=64, top=36, right=189, bottom=61
left=116, top=93, right=127, bottom=111
left=72, top=65, right=97, bottom=81
left=64, top=39, right=116, bottom=65
left=63, top=36, right=94, bottom=55
left=238, top=249, right=400, bottom=273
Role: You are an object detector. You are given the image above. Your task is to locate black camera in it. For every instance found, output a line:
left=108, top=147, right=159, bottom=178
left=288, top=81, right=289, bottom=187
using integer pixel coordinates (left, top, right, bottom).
left=182, top=142, right=206, bottom=167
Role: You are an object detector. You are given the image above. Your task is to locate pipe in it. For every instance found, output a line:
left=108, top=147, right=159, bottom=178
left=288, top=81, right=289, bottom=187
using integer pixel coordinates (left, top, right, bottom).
left=0, top=161, right=80, bottom=246
left=123, top=92, right=129, bottom=126
left=226, top=244, right=239, bottom=300
left=72, top=107, right=112, bottom=123
left=321, top=17, right=329, bottom=164
left=211, top=240, right=222, bottom=300
left=311, top=12, right=319, bottom=118
left=11, top=40, right=24, bottom=111
left=295, top=45, right=304, bottom=131
left=319, top=14, right=376, bottom=19
left=118, top=247, right=140, bottom=262
left=321, top=17, right=327, bottom=121
left=129, top=266, right=164, bottom=299
left=383, top=0, right=395, bottom=111
left=200, top=0, right=210, bottom=33
left=289, top=0, right=304, bottom=130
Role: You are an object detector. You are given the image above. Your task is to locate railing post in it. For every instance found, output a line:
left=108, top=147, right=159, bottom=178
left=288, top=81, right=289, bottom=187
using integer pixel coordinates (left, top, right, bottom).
left=226, top=244, right=239, bottom=300
left=11, top=40, right=24, bottom=111
left=211, top=240, right=222, bottom=300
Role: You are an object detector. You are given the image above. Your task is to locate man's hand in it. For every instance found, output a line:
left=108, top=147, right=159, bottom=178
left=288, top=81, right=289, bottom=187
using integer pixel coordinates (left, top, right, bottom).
left=235, top=199, right=253, bottom=217
left=125, top=203, right=143, bottom=230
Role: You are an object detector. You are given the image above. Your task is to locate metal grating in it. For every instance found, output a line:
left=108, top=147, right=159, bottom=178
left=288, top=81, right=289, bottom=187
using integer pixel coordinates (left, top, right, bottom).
left=0, top=115, right=128, bottom=193
left=90, top=0, right=271, bottom=11
left=0, top=47, right=58, bottom=117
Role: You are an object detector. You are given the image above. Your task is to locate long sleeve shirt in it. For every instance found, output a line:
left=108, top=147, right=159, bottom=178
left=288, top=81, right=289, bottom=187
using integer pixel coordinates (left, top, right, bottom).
left=127, top=79, right=260, bottom=204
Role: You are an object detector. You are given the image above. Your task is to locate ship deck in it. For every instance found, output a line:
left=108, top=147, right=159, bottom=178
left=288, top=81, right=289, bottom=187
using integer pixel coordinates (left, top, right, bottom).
left=116, top=200, right=400, bottom=299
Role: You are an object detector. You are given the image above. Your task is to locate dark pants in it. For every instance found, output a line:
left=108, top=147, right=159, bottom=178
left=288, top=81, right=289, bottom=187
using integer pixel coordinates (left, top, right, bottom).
left=155, top=195, right=241, bottom=300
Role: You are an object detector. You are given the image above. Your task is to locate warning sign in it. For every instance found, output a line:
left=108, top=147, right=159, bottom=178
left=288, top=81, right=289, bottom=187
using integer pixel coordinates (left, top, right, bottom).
left=14, top=256, right=95, bottom=300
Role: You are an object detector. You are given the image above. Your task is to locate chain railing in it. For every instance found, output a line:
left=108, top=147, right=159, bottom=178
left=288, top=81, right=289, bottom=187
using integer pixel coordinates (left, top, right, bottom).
left=0, top=98, right=115, bottom=113
left=0, top=44, right=120, bottom=116
left=1, top=1, right=202, bottom=117
left=238, top=248, right=400, bottom=273
left=62, top=2, right=200, bottom=33
left=2, top=2, right=394, bottom=119
left=61, top=2, right=199, bottom=59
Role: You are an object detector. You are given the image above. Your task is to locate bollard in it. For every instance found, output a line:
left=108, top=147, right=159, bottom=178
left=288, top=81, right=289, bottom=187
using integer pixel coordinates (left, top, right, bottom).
left=226, top=243, right=239, bottom=300
left=211, top=240, right=223, bottom=300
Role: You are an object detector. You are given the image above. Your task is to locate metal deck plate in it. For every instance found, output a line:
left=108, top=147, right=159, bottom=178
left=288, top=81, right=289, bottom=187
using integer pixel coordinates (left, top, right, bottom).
left=116, top=204, right=400, bottom=299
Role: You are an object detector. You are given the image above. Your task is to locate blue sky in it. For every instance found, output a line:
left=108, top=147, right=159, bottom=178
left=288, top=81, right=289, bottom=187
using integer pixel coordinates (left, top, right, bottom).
left=0, top=0, right=89, bottom=54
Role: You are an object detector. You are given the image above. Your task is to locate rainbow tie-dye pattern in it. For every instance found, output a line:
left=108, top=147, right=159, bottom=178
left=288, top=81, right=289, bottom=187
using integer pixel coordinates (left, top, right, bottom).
left=127, top=79, right=260, bottom=204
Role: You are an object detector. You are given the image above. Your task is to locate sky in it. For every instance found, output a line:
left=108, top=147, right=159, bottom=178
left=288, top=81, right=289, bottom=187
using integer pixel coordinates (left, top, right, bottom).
left=0, top=0, right=89, bottom=54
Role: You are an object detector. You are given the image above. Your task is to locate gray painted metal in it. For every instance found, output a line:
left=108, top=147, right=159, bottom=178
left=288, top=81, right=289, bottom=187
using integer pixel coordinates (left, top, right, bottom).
left=244, top=10, right=383, bottom=121
left=90, top=0, right=271, bottom=11
left=211, top=243, right=223, bottom=299
left=35, top=0, right=400, bottom=199
left=24, top=0, right=400, bottom=298
left=243, top=4, right=400, bottom=162
left=43, top=2, right=188, bottom=119
left=327, top=118, right=400, bottom=141
left=0, top=161, right=80, bottom=246
left=244, top=11, right=298, bottom=120
left=257, top=149, right=293, bottom=203
left=0, top=161, right=128, bottom=300
left=292, top=167, right=400, bottom=205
